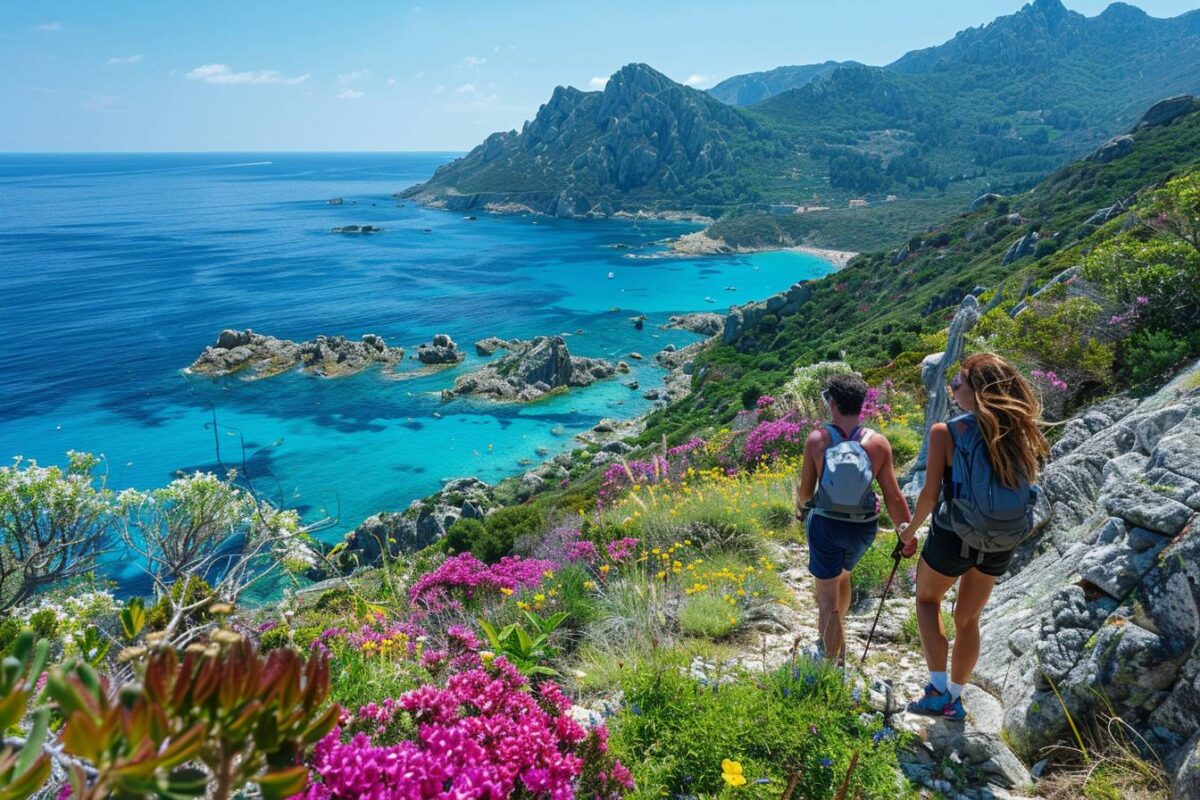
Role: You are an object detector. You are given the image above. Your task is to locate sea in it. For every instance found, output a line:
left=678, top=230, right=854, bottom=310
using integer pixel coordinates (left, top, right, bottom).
left=0, top=152, right=833, bottom=588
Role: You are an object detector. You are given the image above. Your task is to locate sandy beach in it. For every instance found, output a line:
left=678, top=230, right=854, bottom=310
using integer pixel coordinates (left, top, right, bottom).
left=667, top=230, right=858, bottom=269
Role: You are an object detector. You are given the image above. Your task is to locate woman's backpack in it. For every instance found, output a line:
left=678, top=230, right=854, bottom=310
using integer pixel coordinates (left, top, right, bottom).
left=813, top=425, right=878, bottom=522
left=934, top=413, right=1039, bottom=556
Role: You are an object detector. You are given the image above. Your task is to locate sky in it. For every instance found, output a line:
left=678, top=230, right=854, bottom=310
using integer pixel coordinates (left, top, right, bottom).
left=3, top=0, right=1197, bottom=152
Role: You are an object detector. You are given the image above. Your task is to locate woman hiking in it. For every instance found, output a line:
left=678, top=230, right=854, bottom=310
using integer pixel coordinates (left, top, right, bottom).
left=899, top=353, right=1050, bottom=721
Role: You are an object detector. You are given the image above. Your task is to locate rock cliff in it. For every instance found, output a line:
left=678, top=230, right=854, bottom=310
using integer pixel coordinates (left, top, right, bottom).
left=188, top=329, right=404, bottom=379
left=443, top=336, right=617, bottom=402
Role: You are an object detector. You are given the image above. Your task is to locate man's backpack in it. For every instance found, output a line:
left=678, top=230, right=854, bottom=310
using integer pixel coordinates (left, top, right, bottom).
left=813, top=425, right=878, bottom=522
left=934, top=413, right=1039, bottom=557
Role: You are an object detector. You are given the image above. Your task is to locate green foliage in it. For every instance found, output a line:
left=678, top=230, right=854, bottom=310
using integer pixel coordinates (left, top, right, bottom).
left=0, top=451, right=110, bottom=611
left=477, top=609, right=569, bottom=677
left=1125, top=329, right=1194, bottom=384
left=443, top=517, right=488, bottom=555
left=120, top=596, right=147, bottom=641
left=881, top=425, right=922, bottom=467
left=610, top=655, right=901, bottom=799
left=446, top=507, right=546, bottom=563
left=47, top=636, right=339, bottom=800
left=849, top=537, right=902, bottom=605
left=677, top=593, right=740, bottom=639
left=0, top=632, right=52, bottom=800
left=145, top=576, right=215, bottom=632
left=326, top=645, right=430, bottom=717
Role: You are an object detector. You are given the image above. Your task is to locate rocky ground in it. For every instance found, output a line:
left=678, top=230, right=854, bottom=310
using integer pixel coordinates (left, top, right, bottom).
left=188, top=329, right=405, bottom=379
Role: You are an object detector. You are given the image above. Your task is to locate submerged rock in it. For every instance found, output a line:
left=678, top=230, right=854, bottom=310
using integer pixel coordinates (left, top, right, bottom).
left=188, top=329, right=403, bottom=379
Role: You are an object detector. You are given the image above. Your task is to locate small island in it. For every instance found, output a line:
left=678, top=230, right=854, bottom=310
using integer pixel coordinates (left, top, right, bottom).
left=443, top=335, right=617, bottom=402
left=331, top=224, right=382, bottom=234
left=188, top=329, right=405, bottom=379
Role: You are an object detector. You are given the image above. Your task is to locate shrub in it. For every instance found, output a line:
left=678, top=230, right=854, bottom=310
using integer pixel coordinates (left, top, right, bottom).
left=882, top=424, right=922, bottom=467
left=1124, top=329, right=1193, bottom=384
left=849, top=538, right=904, bottom=605
left=145, top=575, right=214, bottom=631
left=443, top=517, right=488, bottom=555
left=611, top=656, right=901, bottom=799
left=678, top=593, right=740, bottom=639
left=482, top=506, right=545, bottom=562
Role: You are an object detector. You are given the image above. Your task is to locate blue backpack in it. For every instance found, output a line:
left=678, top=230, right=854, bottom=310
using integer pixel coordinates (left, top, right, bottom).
left=934, top=413, right=1039, bottom=557
left=813, top=425, right=878, bottom=522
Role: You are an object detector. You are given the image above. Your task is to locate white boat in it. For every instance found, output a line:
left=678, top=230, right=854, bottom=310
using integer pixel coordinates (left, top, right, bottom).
left=607, top=271, right=614, bottom=279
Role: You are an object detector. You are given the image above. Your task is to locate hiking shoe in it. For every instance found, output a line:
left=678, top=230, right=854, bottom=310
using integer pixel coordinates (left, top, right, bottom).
left=906, top=684, right=950, bottom=716
left=942, top=695, right=966, bottom=721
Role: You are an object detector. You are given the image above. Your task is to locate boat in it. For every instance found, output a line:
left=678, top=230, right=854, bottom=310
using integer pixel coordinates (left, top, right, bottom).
left=607, top=271, right=614, bottom=279
left=704, top=296, right=715, bottom=304
left=327, top=197, right=344, bottom=205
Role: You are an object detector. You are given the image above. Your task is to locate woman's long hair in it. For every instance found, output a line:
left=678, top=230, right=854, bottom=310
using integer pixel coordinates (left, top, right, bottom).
left=961, top=353, right=1050, bottom=488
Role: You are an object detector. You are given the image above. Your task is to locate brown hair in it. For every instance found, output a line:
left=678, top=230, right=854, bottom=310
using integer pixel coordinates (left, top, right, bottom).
left=960, top=353, right=1050, bottom=488
left=826, top=373, right=869, bottom=415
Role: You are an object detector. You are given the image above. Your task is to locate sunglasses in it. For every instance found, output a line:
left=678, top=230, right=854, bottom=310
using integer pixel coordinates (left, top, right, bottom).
left=821, top=389, right=831, bottom=405
left=950, top=374, right=964, bottom=391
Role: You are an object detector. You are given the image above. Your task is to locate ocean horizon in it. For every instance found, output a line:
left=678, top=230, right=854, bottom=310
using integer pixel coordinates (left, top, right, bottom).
left=0, top=151, right=834, bottom=590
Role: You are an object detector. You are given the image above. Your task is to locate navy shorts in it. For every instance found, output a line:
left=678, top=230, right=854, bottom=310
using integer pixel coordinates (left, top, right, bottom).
left=921, top=521, right=1015, bottom=578
left=806, top=513, right=878, bottom=580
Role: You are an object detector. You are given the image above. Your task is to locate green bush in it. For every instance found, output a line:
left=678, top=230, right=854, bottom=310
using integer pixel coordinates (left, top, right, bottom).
left=849, top=537, right=903, bottom=604
left=611, top=655, right=902, bottom=800
left=0, top=617, right=20, bottom=655
left=678, top=593, right=740, bottom=639
left=882, top=425, right=923, bottom=468
left=443, top=517, right=487, bottom=555
left=27, top=608, right=60, bottom=640
left=328, top=647, right=430, bottom=726
left=443, top=508, right=543, bottom=563
left=1125, top=329, right=1193, bottom=383
left=145, top=576, right=214, bottom=631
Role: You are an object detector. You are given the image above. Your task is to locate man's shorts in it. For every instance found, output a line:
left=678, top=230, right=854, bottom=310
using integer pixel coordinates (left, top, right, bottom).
left=806, top=513, right=878, bottom=580
left=921, top=521, right=1015, bottom=578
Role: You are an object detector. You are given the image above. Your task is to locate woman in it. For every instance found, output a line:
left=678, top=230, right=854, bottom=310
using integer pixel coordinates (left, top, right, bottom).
left=898, top=353, right=1049, bottom=721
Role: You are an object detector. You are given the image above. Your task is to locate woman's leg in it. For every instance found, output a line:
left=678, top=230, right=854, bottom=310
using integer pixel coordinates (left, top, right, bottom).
left=915, top=558, right=958, bottom=673
left=949, top=567, right=997, bottom=684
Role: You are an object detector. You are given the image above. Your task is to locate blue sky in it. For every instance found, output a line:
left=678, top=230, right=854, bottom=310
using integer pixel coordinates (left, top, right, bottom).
left=3, top=0, right=1196, bottom=152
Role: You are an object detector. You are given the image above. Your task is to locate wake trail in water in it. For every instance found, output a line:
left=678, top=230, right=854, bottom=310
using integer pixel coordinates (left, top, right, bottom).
left=0, top=160, right=274, bottom=184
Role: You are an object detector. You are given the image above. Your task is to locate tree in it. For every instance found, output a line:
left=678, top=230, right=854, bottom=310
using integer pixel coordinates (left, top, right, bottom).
left=0, top=452, right=110, bottom=611
left=118, top=471, right=316, bottom=632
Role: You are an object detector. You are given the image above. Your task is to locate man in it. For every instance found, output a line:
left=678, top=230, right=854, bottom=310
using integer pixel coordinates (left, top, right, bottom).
left=794, top=373, right=915, bottom=664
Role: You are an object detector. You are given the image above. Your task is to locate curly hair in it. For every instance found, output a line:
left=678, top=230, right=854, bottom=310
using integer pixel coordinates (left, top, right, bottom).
left=961, top=353, right=1050, bottom=488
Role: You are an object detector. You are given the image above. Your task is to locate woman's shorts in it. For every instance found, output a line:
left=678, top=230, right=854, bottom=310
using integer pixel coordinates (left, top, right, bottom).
left=921, top=521, right=1014, bottom=578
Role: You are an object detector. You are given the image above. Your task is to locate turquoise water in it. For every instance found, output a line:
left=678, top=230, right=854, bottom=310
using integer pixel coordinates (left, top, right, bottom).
left=0, top=153, right=833, bottom=575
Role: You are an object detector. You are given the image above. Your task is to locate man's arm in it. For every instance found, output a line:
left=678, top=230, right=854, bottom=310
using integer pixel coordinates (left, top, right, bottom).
left=870, top=433, right=917, bottom=557
left=794, top=429, right=825, bottom=514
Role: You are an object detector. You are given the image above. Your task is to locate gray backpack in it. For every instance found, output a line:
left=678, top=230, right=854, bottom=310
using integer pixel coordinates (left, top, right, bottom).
left=813, top=425, right=878, bottom=522
left=934, top=413, right=1039, bottom=557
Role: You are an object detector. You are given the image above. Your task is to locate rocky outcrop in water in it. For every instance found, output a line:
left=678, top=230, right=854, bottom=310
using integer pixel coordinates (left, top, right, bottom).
left=966, top=362, right=1200, bottom=794
left=444, top=336, right=617, bottom=402
left=188, top=329, right=404, bottom=379
left=663, top=312, right=724, bottom=337
left=474, top=336, right=521, bottom=356
left=416, top=333, right=464, bottom=365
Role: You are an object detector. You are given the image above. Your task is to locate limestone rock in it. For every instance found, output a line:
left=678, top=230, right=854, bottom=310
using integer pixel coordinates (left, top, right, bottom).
left=1089, top=134, right=1134, bottom=164
left=1134, top=94, right=1198, bottom=130
left=445, top=336, right=617, bottom=402
left=189, top=329, right=403, bottom=379
left=417, top=333, right=464, bottom=364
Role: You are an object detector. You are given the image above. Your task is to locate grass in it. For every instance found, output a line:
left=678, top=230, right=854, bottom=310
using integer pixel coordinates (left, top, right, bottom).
left=678, top=592, right=742, bottom=639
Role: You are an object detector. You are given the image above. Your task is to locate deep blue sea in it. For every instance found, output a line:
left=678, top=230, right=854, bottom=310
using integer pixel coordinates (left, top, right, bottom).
left=0, top=153, right=832, bottom=579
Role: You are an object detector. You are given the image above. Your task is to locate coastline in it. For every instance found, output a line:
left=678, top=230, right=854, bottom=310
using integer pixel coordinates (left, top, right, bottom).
left=664, top=230, right=858, bottom=269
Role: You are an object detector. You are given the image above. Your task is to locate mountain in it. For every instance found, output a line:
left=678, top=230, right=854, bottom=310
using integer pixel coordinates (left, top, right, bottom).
left=402, top=1, right=1200, bottom=243
left=400, top=63, right=789, bottom=218
left=707, top=61, right=861, bottom=106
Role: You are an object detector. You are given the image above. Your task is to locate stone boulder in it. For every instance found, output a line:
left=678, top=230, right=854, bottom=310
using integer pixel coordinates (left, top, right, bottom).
left=968, top=192, right=1002, bottom=211
left=723, top=281, right=814, bottom=349
left=474, top=336, right=521, bottom=356
left=444, top=336, right=618, bottom=402
left=968, top=361, right=1200, bottom=793
left=1000, top=230, right=1039, bottom=265
left=663, top=312, right=724, bottom=337
left=417, top=333, right=464, bottom=364
left=1089, top=134, right=1135, bottom=164
left=1134, top=95, right=1197, bottom=130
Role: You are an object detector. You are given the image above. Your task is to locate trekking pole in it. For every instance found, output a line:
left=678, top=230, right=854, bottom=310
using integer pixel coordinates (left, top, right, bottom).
left=859, top=539, right=904, bottom=668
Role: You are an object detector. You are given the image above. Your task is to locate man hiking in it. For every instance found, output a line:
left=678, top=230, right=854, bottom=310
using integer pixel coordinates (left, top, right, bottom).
left=794, top=373, right=916, bottom=665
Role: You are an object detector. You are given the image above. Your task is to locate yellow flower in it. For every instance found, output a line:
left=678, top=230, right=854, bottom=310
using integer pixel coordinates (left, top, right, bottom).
left=721, top=759, right=746, bottom=787
left=480, top=650, right=495, bottom=665
left=583, top=580, right=596, bottom=590
left=534, top=593, right=546, bottom=603
left=599, top=564, right=611, bottom=575
left=499, top=587, right=514, bottom=596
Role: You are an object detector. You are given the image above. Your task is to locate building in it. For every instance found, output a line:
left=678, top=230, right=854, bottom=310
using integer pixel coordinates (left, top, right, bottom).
left=849, top=198, right=869, bottom=208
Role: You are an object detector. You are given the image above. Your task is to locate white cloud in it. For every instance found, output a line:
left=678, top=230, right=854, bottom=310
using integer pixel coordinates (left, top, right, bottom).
left=434, top=85, right=444, bottom=93
left=337, top=68, right=374, bottom=84
left=587, top=76, right=608, bottom=90
left=463, top=56, right=487, bottom=67
left=185, top=63, right=309, bottom=86
left=387, top=77, right=397, bottom=86
left=337, top=88, right=364, bottom=100
left=31, top=21, right=61, bottom=31
left=106, top=54, right=143, bottom=65
left=682, top=74, right=714, bottom=89
left=454, top=83, right=476, bottom=93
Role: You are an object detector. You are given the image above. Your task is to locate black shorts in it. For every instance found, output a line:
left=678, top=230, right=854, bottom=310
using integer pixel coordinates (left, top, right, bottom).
left=921, top=521, right=1014, bottom=578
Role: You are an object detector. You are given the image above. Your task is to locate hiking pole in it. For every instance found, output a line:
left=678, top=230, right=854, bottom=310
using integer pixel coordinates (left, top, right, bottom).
left=859, top=538, right=904, bottom=668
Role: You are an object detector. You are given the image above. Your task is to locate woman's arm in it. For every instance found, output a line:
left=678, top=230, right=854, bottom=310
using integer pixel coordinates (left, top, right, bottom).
left=900, top=423, right=950, bottom=544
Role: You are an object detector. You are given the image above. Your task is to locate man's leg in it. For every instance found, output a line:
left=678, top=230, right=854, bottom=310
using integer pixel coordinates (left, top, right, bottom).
left=814, top=576, right=844, bottom=662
